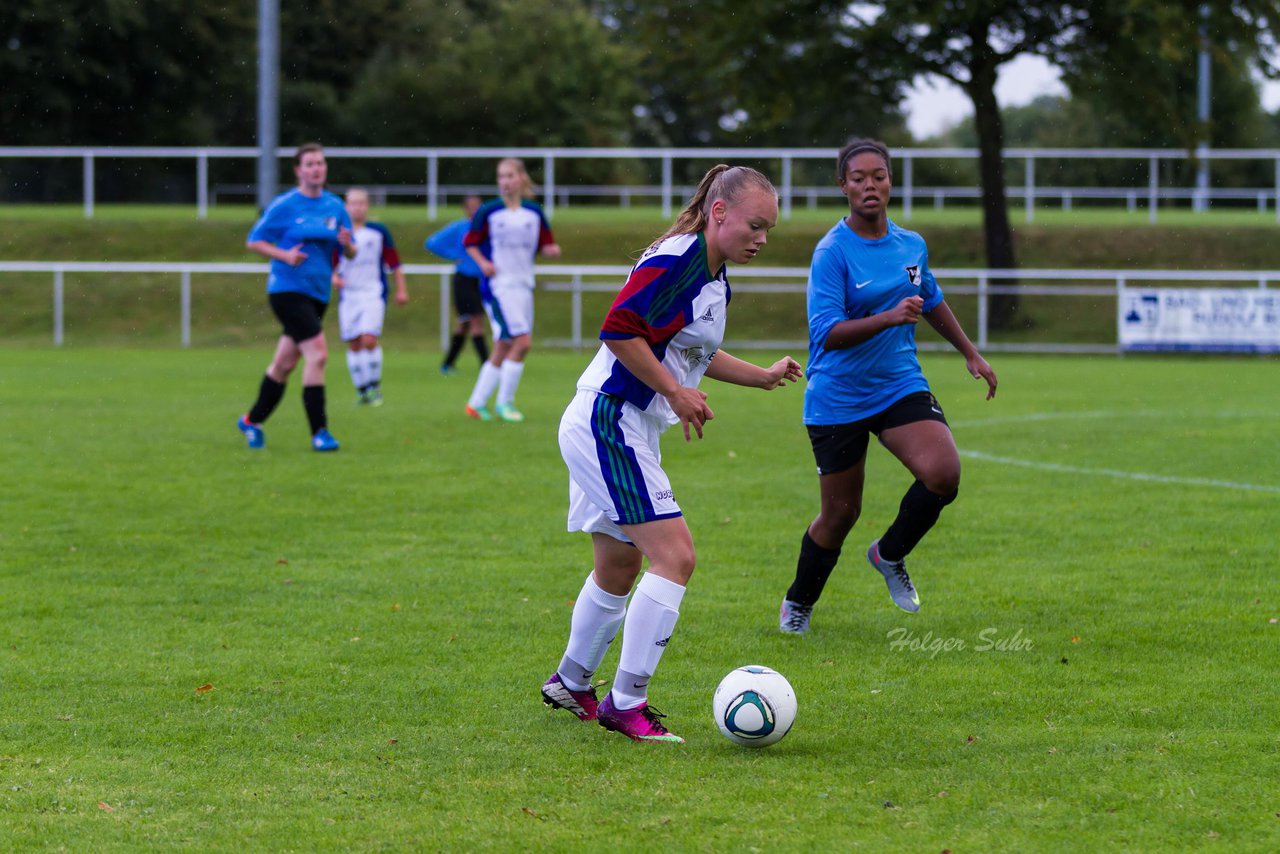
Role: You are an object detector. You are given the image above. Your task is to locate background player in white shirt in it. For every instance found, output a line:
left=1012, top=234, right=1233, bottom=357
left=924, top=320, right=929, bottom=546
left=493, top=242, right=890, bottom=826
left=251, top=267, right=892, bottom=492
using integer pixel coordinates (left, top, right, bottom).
left=462, top=158, right=561, bottom=423
left=332, top=188, right=408, bottom=405
left=540, top=165, right=803, bottom=743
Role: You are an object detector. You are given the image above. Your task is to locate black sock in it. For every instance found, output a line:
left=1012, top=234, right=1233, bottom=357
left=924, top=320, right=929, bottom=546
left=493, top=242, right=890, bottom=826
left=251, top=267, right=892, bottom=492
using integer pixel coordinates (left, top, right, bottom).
left=785, top=530, right=842, bottom=607
left=302, top=385, right=327, bottom=434
left=472, top=335, right=490, bottom=363
left=878, top=480, right=958, bottom=562
left=247, top=375, right=285, bottom=424
left=443, top=333, right=466, bottom=368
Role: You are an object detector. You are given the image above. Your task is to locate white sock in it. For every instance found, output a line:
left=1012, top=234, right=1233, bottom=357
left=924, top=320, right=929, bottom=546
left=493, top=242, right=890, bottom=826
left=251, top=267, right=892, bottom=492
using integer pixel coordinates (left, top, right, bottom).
left=346, top=349, right=366, bottom=390
left=367, top=346, right=383, bottom=385
left=467, top=362, right=502, bottom=409
left=496, top=360, right=525, bottom=406
left=557, top=573, right=628, bottom=692
left=611, top=573, right=686, bottom=710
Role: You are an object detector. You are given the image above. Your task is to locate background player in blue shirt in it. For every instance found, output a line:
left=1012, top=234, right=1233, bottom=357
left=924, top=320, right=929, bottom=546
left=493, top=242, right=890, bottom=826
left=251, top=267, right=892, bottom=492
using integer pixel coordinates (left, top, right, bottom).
left=237, top=142, right=355, bottom=452
left=425, top=195, right=490, bottom=374
left=780, top=139, right=997, bottom=632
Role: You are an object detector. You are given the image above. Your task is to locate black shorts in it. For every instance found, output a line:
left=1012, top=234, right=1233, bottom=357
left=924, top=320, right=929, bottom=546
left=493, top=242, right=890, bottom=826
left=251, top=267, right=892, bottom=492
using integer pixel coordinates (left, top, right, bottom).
left=268, top=292, right=328, bottom=343
left=453, top=273, right=484, bottom=320
left=807, top=391, right=949, bottom=476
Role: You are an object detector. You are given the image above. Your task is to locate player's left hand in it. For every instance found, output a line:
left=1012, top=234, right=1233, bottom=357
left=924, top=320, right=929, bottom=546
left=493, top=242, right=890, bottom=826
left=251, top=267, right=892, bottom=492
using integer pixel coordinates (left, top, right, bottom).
left=541, top=243, right=562, bottom=259
left=968, top=354, right=997, bottom=399
left=337, top=226, right=353, bottom=247
left=761, top=356, right=804, bottom=390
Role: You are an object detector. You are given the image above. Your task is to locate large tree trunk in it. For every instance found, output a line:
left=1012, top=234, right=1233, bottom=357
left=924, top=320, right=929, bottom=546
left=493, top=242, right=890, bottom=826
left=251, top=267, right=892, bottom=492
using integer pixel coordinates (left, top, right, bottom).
left=966, top=33, right=1022, bottom=330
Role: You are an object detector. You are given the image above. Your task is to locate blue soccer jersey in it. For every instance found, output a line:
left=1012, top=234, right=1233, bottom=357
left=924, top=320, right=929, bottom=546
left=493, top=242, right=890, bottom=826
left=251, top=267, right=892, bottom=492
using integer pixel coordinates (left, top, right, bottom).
left=576, top=232, right=729, bottom=428
left=247, top=189, right=353, bottom=303
left=424, top=218, right=483, bottom=277
left=803, top=218, right=944, bottom=425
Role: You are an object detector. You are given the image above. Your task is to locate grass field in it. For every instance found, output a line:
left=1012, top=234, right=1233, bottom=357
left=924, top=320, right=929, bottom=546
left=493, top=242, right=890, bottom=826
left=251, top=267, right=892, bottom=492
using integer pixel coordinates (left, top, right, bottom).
left=3, top=347, right=1279, bottom=851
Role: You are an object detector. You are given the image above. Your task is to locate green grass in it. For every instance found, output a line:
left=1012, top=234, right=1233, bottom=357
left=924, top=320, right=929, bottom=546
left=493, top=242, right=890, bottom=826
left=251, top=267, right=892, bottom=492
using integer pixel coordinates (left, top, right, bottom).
left=2, top=347, right=1279, bottom=851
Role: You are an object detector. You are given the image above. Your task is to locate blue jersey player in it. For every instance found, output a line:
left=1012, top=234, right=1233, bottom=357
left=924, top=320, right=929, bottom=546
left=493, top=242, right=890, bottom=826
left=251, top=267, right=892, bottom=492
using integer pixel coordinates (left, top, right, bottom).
left=779, top=139, right=997, bottom=632
left=237, top=143, right=355, bottom=452
left=540, top=165, right=803, bottom=743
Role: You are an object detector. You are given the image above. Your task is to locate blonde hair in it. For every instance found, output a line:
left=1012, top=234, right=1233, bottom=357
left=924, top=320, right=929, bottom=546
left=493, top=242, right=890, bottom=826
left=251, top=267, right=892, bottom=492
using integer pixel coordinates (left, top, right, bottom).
left=654, top=165, right=776, bottom=246
left=498, top=157, right=537, bottom=199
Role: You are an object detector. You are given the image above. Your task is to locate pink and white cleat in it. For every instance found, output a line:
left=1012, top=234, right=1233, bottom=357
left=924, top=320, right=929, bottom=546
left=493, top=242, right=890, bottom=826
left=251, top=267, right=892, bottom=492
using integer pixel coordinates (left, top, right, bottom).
left=596, top=693, right=684, bottom=743
left=541, top=673, right=599, bottom=721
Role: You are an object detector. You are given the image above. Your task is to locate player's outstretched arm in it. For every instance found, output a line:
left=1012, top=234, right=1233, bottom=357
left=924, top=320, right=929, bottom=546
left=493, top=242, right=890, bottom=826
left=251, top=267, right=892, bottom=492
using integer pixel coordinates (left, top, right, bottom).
left=924, top=301, right=997, bottom=399
left=705, top=351, right=803, bottom=390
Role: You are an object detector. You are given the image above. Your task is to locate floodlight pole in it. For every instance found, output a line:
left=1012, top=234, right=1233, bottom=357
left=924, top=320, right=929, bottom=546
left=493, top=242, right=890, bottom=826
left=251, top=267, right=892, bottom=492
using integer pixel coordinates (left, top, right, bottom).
left=256, top=0, right=280, bottom=210
left=1194, top=3, right=1210, bottom=213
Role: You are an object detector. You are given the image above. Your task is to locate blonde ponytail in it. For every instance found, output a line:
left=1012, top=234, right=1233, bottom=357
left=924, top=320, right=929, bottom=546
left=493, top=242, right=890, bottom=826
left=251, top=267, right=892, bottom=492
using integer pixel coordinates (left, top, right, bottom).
left=653, top=164, right=775, bottom=247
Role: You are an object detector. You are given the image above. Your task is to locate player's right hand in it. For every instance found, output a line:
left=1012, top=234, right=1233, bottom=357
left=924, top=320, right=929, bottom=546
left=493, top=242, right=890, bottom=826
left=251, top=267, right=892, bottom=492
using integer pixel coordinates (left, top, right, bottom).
left=479, top=259, right=497, bottom=277
left=886, top=296, right=923, bottom=326
left=282, top=244, right=308, bottom=266
left=667, top=387, right=714, bottom=442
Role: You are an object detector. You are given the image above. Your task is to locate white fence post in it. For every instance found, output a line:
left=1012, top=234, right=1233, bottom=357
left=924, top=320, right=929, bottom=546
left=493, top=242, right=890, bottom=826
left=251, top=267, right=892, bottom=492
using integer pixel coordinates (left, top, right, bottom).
left=1148, top=157, right=1159, bottom=224
left=976, top=273, right=989, bottom=349
left=571, top=273, right=583, bottom=349
left=83, top=154, right=95, bottom=220
left=427, top=155, right=439, bottom=221
left=439, top=271, right=450, bottom=352
left=1025, top=157, right=1035, bottom=224
left=780, top=155, right=792, bottom=220
left=661, top=155, right=673, bottom=220
left=197, top=153, right=209, bottom=220
left=544, top=154, right=556, bottom=219
left=180, top=270, right=191, bottom=347
left=53, top=269, right=64, bottom=345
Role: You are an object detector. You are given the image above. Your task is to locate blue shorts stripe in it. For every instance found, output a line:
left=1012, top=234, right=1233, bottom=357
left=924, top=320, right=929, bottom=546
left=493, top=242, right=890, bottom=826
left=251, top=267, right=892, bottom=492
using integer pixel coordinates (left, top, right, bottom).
left=485, top=292, right=513, bottom=341
left=589, top=395, right=656, bottom=525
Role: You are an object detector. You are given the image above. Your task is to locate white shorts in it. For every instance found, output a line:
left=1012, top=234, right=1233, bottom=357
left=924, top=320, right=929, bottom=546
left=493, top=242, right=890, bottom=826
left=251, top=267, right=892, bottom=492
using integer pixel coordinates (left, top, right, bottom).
left=484, top=277, right=533, bottom=340
left=558, top=389, right=682, bottom=543
left=338, top=294, right=386, bottom=341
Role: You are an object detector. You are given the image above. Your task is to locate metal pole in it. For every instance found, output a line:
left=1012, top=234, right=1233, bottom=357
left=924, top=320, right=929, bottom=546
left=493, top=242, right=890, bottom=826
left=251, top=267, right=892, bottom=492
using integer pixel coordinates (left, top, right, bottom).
left=976, top=273, right=988, bottom=349
left=1194, top=3, right=1210, bottom=213
left=1025, top=157, right=1035, bottom=224
left=256, top=0, right=280, bottom=210
left=53, top=270, right=64, bottom=346
left=197, top=153, right=209, bottom=220
left=661, top=155, right=673, bottom=220
left=780, top=155, right=792, bottom=220
left=83, top=154, right=94, bottom=219
left=181, top=270, right=192, bottom=347
left=427, top=154, right=438, bottom=221
left=1274, top=158, right=1279, bottom=224
left=571, top=274, right=583, bottom=349
left=543, top=154, right=556, bottom=219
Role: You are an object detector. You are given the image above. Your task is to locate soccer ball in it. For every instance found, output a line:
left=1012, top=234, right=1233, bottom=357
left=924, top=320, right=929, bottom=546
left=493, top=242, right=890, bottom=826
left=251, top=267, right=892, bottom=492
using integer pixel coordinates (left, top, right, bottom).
left=712, top=665, right=797, bottom=748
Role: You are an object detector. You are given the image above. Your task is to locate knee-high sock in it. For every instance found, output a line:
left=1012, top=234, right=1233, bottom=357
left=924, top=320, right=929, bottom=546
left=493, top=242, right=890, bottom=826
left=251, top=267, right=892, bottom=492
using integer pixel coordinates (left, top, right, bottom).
left=302, top=385, right=327, bottom=434
left=612, top=573, right=685, bottom=710
left=443, top=333, right=466, bottom=368
left=557, top=573, right=628, bottom=692
left=878, top=480, right=958, bottom=562
left=786, top=530, right=842, bottom=607
left=367, top=346, right=383, bottom=385
left=346, top=350, right=366, bottom=390
left=496, top=360, right=525, bottom=406
left=467, top=362, right=502, bottom=409
left=247, top=374, right=285, bottom=424
left=472, top=335, right=490, bottom=364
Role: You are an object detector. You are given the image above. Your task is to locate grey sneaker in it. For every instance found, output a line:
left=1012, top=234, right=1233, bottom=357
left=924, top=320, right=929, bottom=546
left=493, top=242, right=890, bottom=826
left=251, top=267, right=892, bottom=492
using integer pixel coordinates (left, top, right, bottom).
left=867, top=539, right=920, bottom=613
left=779, top=598, right=813, bottom=634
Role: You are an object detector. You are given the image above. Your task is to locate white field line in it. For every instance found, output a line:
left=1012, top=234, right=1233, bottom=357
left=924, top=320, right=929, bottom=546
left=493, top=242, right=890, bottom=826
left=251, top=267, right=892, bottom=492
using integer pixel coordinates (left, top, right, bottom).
left=953, top=410, right=1280, bottom=494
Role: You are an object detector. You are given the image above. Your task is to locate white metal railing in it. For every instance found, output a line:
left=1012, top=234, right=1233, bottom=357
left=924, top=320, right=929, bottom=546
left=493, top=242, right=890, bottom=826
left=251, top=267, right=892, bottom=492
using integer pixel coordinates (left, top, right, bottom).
left=7, top=145, right=1280, bottom=224
left=3, top=261, right=1276, bottom=354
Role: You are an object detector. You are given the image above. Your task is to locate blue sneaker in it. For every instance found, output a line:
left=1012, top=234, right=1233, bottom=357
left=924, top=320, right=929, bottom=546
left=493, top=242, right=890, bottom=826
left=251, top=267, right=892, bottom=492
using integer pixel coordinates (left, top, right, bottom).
left=867, top=539, right=920, bottom=613
left=311, top=429, right=340, bottom=452
left=237, top=415, right=265, bottom=449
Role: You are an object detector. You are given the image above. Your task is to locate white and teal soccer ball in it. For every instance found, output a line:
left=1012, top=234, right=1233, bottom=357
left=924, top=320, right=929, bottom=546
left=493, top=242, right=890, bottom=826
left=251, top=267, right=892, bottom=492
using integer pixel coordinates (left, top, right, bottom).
left=712, top=665, right=797, bottom=748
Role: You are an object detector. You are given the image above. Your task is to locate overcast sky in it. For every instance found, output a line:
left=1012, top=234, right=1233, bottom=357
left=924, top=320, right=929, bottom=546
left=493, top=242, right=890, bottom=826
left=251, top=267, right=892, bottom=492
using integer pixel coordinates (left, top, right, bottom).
left=902, top=54, right=1280, bottom=139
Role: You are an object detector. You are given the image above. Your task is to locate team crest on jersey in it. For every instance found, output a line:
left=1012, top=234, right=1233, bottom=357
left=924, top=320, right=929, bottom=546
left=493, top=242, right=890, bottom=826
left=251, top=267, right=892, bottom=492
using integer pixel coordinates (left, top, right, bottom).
left=324, top=216, right=337, bottom=231
left=681, top=346, right=709, bottom=368
left=905, top=264, right=922, bottom=287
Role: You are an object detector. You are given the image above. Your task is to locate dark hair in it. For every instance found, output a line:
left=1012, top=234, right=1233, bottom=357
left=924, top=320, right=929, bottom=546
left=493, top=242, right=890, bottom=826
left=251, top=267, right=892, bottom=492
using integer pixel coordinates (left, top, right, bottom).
left=294, top=142, right=325, bottom=166
left=836, top=139, right=892, bottom=183
left=654, top=164, right=776, bottom=246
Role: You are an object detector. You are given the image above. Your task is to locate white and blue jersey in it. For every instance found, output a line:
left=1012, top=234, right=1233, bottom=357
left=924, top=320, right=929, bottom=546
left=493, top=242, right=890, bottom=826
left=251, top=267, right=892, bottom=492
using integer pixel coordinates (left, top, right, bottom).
left=247, top=189, right=352, bottom=303
left=425, top=218, right=483, bottom=277
left=804, top=218, right=944, bottom=425
left=577, top=232, right=729, bottom=429
left=559, top=231, right=729, bottom=537
left=463, top=198, right=554, bottom=291
left=336, top=223, right=401, bottom=301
